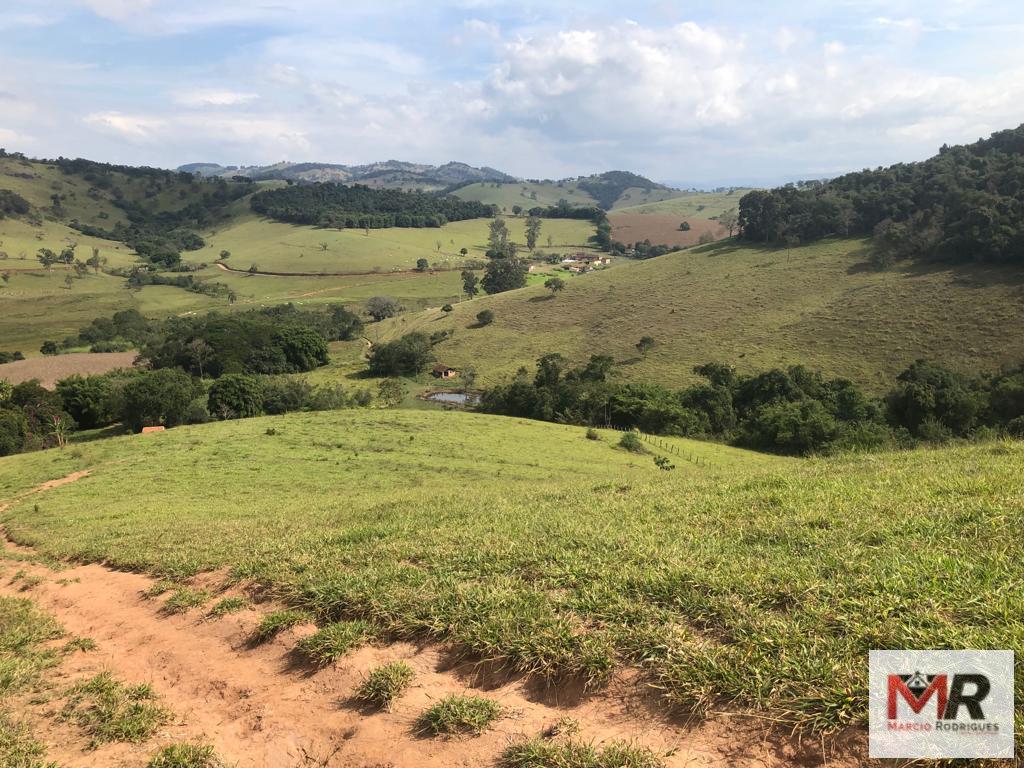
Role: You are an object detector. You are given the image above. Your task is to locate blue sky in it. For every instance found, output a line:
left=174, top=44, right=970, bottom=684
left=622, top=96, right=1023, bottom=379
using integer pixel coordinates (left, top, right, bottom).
left=2, top=0, right=1023, bottom=186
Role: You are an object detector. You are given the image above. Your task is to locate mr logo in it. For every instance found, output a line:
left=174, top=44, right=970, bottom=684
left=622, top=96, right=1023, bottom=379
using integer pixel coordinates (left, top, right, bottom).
left=869, top=650, right=1013, bottom=759
left=887, top=671, right=990, bottom=721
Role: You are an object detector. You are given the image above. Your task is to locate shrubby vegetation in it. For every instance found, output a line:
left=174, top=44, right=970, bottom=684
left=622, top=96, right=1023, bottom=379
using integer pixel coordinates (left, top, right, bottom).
left=250, top=183, right=494, bottom=229
left=738, top=124, right=1024, bottom=266
left=367, top=333, right=435, bottom=377
left=0, top=380, right=74, bottom=456
left=480, top=355, right=1024, bottom=455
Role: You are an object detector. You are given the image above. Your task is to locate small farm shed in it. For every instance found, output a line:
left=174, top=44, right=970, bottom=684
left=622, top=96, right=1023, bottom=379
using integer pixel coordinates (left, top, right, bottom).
left=432, top=364, right=458, bottom=379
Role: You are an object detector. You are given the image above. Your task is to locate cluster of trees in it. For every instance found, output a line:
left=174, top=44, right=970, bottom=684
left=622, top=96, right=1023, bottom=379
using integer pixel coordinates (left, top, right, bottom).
left=0, top=379, right=74, bottom=456
left=577, top=171, right=662, bottom=209
left=250, top=183, right=494, bottom=229
left=139, top=304, right=361, bottom=377
left=479, top=356, right=1024, bottom=455
left=117, top=267, right=235, bottom=301
left=0, top=189, right=30, bottom=218
left=738, top=124, right=1024, bottom=266
left=525, top=201, right=604, bottom=220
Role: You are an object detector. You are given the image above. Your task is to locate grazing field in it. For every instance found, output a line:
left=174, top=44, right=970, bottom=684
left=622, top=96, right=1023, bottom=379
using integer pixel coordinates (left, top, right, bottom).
left=382, top=237, right=1024, bottom=390
left=191, top=214, right=598, bottom=274
left=614, top=189, right=752, bottom=218
left=608, top=213, right=724, bottom=247
left=452, top=180, right=686, bottom=212
left=0, top=351, right=136, bottom=387
left=0, top=410, right=1021, bottom=738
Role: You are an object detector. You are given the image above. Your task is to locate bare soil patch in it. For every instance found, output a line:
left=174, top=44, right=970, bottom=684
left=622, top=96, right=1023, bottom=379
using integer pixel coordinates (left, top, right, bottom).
left=608, top=214, right=724, bottom=248
left=0, top=352, right=136, bottom=388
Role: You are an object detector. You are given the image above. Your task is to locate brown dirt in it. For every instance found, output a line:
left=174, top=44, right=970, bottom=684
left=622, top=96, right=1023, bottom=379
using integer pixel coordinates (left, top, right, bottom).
left=0, top=352, right=137, bottom=388
left=608, top=214, right=725, bottom=248
left=0, top=475, right=868, bottom=767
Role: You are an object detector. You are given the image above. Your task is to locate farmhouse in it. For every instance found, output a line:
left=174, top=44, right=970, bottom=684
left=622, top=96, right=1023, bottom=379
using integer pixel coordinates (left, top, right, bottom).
left=432, top=364, right=458, bottom=379
left=562, top=253, right=612, bottom=267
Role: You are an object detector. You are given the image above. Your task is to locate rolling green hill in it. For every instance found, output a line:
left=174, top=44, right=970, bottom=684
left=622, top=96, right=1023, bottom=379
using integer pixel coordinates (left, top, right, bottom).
left=0, top=409, right=1020, bottom=735
left=614, top=189, right=753, bottom=218
left=380, top=237, right=1024, bottom=391
left=452, top=173, right=687, bottom=213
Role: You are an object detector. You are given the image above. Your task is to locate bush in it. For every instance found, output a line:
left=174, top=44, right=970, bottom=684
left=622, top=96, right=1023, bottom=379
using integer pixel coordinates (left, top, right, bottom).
left=585, top=428, right=600, bottom=441
left=208, top=374, right=264, bottom=420
left=476, top=309, right=495, bottom=326
left=121, top=369, right=202, bottom=432
left=618, top=432, right=645, bottom=453
left=366, top=296, right=403, bottom=322
left=40, top=340, right=59, bottom=356
left=441, top=304, right=453, bottom=313
left=56, top=374, right=114, bottom=430
left=367, top=333, right=434, bottom=377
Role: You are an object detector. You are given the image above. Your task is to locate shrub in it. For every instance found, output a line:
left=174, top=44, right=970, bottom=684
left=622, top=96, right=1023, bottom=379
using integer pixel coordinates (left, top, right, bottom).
left=354, top=661, right=415, bottom=710
left=416, top=695, right=502, bottom=736
left=366, top=296, right=404, bottom=322
left=441, top=304, right=453, bottom=313
left=476, top=309, right=495, bottom=326
left=618, top=432, right=645, bottom=453
left=208, top=373, right=264, bottom=420
left=40, top=341, right=59, bottom=356
left=56, top=374, right=114, bottom=429
left=585, top=428, right=601, bottom=441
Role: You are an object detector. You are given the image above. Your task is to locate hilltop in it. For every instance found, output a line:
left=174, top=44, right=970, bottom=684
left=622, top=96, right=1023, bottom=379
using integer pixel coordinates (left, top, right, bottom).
left=179, top=159, right=516, bottom=189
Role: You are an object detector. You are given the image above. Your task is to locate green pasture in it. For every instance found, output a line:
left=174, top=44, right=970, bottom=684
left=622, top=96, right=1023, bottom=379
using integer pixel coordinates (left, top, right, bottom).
left=614, top=189, right=753, bottom=217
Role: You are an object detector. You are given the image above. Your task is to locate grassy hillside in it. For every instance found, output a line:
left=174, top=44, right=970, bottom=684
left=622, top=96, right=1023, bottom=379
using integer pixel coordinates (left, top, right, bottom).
left=192, top=213, right=597, bottom=274
left=0, top=410, right=1021, bottom=733
left=453, top=179, right=687, bottom=213
left=614, top=189, right=752, bottom=218
left=381, top=237, right=1024, bottom=390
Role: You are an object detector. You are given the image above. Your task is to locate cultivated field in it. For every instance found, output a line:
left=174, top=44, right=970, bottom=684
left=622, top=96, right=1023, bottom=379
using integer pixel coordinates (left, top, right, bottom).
left=608, top=213, right=724, bottom=247
left=0, top=351, right=136, bottom=387
left=0, top=411, right=1021, bottom=764
left=380, top=237, right=1024, bottom=390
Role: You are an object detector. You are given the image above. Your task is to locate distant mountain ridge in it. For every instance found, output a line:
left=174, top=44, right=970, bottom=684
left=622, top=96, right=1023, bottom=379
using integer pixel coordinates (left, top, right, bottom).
left=177, top=159, right=517, bottom=189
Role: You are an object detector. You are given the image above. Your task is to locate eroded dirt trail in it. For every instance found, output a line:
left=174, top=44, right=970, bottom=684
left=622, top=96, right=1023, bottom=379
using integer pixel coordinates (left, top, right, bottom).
left=0, top=476, right=864, bottom=768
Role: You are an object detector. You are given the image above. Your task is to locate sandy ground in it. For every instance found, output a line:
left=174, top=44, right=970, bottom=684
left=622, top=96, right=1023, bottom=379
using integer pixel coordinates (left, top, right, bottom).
left=607, top=215, right=725, bottom=248
left=0, top=351, right=137, bottom=387
left=0, top=473, right=867, bottom=767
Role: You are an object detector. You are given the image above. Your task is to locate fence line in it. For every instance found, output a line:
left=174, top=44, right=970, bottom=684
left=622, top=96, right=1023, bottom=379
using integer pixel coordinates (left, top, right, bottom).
left=603, top=425, right=711, bottom=468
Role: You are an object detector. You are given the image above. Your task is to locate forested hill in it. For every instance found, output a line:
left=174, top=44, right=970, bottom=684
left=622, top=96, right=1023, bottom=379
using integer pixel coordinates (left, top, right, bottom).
left=249, top=183, right=495, bottom=228
left=737, top=124, right=1024, bottom=265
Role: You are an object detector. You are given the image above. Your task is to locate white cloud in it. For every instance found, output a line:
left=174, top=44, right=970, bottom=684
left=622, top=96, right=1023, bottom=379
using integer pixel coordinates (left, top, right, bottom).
left=172, top=88, right=258, bottom=107
left=83, top=111, right=165, bottom=140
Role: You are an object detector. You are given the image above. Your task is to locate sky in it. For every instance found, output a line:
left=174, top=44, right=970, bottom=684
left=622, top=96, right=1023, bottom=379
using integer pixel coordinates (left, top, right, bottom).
left=2, top=0, right=1024, bottom=187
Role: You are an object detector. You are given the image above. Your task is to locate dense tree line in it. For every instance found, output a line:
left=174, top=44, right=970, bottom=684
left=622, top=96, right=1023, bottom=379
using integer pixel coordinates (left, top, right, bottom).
left=250, top=183, right=494, bottom=229
left=0, top=189, right=30, bottom=217
left=479, top=356, right=1024, bottom=455
left=738, top=124, right=1024, bottom=266
left=526, top=201, right=604, bottom=220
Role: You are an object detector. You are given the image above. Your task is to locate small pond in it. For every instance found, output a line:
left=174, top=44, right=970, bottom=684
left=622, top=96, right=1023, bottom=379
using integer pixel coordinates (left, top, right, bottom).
left=424, top=391, right=479, bottom=405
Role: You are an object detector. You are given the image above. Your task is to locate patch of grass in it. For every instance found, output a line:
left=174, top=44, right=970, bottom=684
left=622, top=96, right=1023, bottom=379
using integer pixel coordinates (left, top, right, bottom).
left=416, top=694, right=503, bottom=736
left=147, top=743, right=223, bottom=768
left=251, top=609, right=306, bottom=644
left=0, top=597, right=63, bottom=695
left=63, top=637, right=97, bottom=653
left=62, top=671, right=170, bottom=747
left=0, top=713, right=57, bottom=768
left=161, top=588, right=209, bottom=615
left=501, top=738, right=666, bottom=768
left=540, top=716, right=580, bottom=739
left=353, top=661, right=415, bottom=710
left=144, top=580, right=178, bottom=599
left=206, top=596, right=250, bottom=619
left=16, top=576, right=43, bottom=592
left=295, top=620, right=374, bottom=666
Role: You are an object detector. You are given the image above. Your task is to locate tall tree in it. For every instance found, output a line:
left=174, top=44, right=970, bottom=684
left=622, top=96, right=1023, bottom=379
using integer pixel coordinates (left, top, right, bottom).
left=525, top=216, right=542, bottom=251
left=482, top=257, right=528, bottom=294
left=461, top=269, right=480, bottom=298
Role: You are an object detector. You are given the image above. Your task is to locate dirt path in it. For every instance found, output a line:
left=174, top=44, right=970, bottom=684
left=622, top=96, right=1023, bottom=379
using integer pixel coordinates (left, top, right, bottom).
left=0, top=475, right=866, bottom=768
